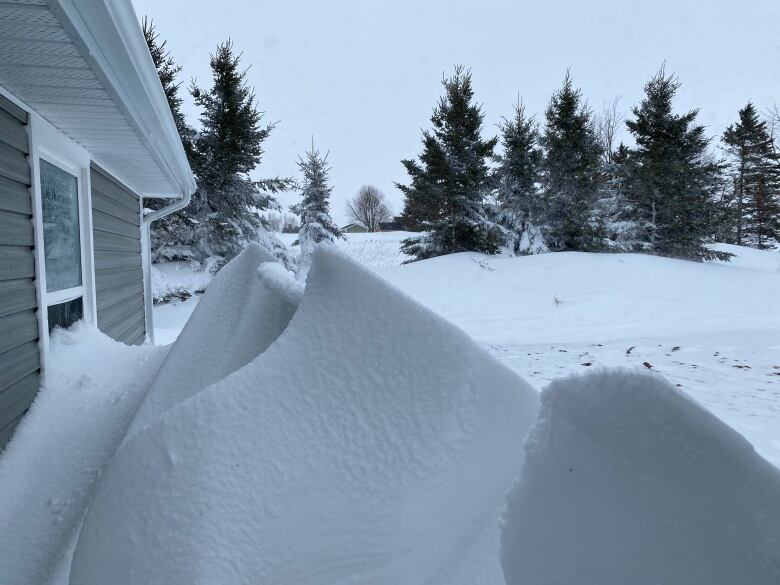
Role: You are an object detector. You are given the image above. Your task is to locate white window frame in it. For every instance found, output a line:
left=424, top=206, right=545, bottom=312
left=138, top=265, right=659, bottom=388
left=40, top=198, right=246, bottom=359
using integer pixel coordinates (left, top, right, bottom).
left=28, top=110, right=96, bottom=369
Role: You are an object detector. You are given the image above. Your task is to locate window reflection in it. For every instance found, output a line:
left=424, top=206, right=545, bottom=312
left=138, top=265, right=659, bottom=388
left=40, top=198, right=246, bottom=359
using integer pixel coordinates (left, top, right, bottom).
left=41, top=159, right=82, bottom=293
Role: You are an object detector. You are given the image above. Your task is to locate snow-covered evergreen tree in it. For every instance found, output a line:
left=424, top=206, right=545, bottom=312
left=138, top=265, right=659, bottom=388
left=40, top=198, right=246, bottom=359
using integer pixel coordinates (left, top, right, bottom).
left=597, top=143, right=643, bottom=249
left=722, top=103, right=780, bottom=248
left=540, top=72, right=604, bottom=251
left=141, top=18, right=198, bottom=262
left=492, top=100, right=547, bottom=254
left=142, top=17, right=195, bottom=157
left=143, top=37, right=293, bottom=269
left=624, top=68, right=726, bottom=261
left=294, top=143, right=342, bottom=267
left=189, top=41, right=293, bottom=265
left=398, top=66, right=500, bottom=260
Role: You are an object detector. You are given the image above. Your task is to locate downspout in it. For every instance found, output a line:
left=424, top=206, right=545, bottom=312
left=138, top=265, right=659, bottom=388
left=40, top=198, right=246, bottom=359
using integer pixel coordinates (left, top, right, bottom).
left=140, top=190, right=192, bottom=344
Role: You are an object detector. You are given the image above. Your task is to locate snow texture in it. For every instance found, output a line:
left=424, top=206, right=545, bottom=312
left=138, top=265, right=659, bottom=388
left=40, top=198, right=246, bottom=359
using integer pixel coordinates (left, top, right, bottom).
left=128, top=243, right=299, bottom=437
left=0, top=325, right=168, bottom=585
left=501, top=370, right=780, bottom=585
left=257, top=260, right=305, bottom=304
left=71, top=247, right=539, bottom=585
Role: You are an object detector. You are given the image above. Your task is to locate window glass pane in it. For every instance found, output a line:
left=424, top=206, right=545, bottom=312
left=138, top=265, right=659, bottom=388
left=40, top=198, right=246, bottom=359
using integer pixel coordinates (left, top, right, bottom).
left=41, top=159, right=82, bottom=292
left=47, top=297, right=83, bottom=333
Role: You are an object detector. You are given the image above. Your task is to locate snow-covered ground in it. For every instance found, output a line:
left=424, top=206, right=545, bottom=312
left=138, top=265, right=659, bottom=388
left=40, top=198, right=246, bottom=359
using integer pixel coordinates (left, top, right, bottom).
left=151, top=261, right=211, bottom=302
left=155, top=234, right=780, bottom=466
left=2, top=237, right=778, bottom=583
left=0, top=326, right=169, bottom=585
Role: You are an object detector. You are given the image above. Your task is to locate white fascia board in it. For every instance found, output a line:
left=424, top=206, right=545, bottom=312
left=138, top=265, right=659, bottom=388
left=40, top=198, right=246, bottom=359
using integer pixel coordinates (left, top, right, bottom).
left=49, top=0, right=197, bottom=198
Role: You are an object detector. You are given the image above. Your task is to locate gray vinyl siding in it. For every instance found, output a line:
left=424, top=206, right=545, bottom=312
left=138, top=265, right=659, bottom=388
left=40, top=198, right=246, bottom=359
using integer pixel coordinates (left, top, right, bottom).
left=0, top=93, right=40, bottom=448
left=91, top=165, right=145, bottom=345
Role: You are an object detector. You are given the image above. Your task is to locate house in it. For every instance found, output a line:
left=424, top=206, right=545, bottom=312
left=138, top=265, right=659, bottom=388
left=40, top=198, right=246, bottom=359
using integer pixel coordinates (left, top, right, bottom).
left=0, top=0, right=196, bottom=446
left=341, top=222, right=370, bottom=233
left=378, top=217, right=404, bottom=232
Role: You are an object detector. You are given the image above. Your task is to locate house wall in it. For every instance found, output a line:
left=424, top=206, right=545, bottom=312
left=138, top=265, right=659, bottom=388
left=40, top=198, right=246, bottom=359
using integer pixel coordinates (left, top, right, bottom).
left=0, top=93, right=41, bottom=447
left=91, top=164, right=145, bottom=345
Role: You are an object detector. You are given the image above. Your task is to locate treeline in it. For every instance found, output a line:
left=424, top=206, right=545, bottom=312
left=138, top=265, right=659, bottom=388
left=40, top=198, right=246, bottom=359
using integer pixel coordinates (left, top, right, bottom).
left=399, top=66, right=780, bottom=262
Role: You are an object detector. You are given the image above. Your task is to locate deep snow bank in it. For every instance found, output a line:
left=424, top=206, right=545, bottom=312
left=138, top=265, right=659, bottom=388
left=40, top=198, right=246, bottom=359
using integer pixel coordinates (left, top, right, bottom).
left=70, top=247, right=539, bottom=585
left=379, top=250, right=780, bottom=345
left=501, top=371, right=780, bottom=585
left=128, top=243, right=299, bottom=436
left=0, top=325, right=168, bottom=585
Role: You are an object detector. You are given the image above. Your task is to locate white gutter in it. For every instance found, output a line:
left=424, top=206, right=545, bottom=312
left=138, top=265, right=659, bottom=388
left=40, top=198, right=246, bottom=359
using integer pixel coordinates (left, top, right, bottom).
left=140, top=191, right=193, bottom=345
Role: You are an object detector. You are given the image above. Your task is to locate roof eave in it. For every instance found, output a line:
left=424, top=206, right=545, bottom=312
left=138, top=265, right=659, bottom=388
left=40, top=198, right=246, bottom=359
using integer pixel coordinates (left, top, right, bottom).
left=49, top=0, right=196, bottom=197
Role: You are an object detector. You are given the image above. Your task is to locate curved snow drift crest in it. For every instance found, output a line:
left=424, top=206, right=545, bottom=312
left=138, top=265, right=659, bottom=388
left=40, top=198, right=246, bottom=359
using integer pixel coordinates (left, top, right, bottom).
left=501, top=371, right=780, bottom=585
left=128, top=244, right=300, bottom=437
left=71, top=246, right=539, bottom=585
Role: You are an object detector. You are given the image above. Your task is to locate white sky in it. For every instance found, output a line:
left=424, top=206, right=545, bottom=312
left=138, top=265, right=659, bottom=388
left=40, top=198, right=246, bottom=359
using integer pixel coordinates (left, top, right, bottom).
left=131, top=0, right=780, bottom=224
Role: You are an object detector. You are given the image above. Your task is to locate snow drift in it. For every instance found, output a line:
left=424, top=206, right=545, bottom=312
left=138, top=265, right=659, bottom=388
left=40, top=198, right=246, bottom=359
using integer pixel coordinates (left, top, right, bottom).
left=128, top=243, right=300, bottom=436
left=501, top=370, right=780, bottom=585
left=70, top=247, right=539, bottom=585
left=0, top=326, right=169, bottom=585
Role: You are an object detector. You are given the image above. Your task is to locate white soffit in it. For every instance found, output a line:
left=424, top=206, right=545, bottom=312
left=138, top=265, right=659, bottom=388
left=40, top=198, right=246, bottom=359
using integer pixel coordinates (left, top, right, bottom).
left=0, top=0, right=195, bottom=197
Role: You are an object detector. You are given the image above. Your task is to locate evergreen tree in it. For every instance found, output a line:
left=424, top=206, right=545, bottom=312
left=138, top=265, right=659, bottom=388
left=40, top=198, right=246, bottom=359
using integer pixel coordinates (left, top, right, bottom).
left=142, top=17, right=195, bottom=156
left=189, top=41, right=293, bottom=264
left=540, top=72, right=604, bottom=251
left=722, top=103, right=780, bottom=248
left=625, top=68, right=725, bottom=261
left=493, top=99, right=546, bottom=253
left=597, top=143, right=643, bottom=249
left=295, top=143, right=342, bottom=266
left=398, top=66, right=499, bottom=260
left=142, top=17, right=197, bottom=262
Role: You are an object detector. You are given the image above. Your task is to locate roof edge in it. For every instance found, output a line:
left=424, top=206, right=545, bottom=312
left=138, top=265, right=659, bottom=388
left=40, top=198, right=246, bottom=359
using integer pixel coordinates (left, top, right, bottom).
left=49, top=0, right=197, bottom=197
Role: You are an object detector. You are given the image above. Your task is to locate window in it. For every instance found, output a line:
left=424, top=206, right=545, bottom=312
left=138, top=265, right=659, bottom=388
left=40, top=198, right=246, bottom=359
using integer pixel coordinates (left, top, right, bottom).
left=47, top=297, right=84, bottom=333
left=40, top=159, right=82, bottom=294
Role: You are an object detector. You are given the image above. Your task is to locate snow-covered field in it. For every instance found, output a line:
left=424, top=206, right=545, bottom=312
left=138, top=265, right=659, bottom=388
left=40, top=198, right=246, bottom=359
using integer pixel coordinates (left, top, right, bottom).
left=155, top=233, right=780, bottom=466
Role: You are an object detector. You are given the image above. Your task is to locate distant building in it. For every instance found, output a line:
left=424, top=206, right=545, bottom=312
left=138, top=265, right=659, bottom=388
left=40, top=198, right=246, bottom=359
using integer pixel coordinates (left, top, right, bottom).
left=379, top=216, right=406, bottom=232
left=342, top=222, right=370, bottom=233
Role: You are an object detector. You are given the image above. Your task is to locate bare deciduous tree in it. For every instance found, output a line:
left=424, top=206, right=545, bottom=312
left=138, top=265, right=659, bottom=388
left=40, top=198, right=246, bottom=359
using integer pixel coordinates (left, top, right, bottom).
left=345, top=185, right=392, bottom=231
left=596, top=97, right=625, bottom=164
left=767, top=104, right=780, bottom=154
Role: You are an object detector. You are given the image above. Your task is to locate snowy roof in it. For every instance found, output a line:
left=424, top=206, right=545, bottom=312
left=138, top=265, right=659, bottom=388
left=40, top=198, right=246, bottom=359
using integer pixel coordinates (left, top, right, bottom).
left=0, top=0, right=195, bottom=198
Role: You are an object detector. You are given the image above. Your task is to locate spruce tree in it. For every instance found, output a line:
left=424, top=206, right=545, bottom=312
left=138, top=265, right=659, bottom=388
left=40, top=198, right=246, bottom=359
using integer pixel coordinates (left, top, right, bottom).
left=493, top=100, right=546, bottom=253
left=142, top=17, right=195, bottom=156
left=295, top=143, right=342, bottom=266
left=189, top=41, right=293, bottom=264
left=722, top=103, right=780, bottom=248
left=625, top=68, right=725, bottom=260
left=398, top=66, right=499, bottom=260
left=142, top=17, right=197, bottom=262
left=540, top=72, right=604, bottom=251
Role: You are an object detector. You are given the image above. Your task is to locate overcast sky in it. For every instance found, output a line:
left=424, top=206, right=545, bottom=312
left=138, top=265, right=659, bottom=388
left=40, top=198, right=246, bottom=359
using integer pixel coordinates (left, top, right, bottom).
left=131, top=0, right=779, bottom=224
